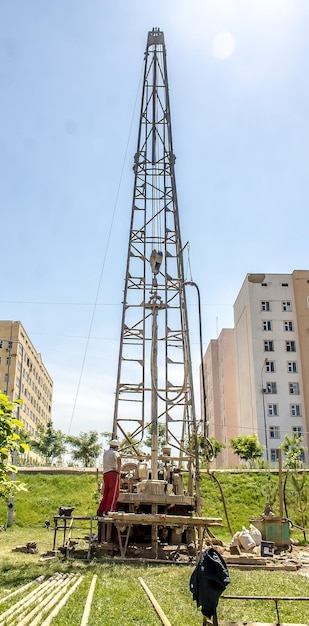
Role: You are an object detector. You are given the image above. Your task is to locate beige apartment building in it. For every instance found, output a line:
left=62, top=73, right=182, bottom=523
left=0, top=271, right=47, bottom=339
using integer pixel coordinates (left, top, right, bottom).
left=202, top=329, right=238, bottom=467
left=0, top=320, right=53, bottom=464
left=234, top=271, right=309, bottom=465
left=203, top=271, right=309, bottom=466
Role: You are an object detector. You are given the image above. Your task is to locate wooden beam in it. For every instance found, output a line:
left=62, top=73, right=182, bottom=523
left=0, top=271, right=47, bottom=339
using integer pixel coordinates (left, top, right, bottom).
left=40, top=576, right=83, bottom=626
left=107, top=512, right=223, bottom=527
left=138, top=578, right=172, bottom=626
left=80, top=575, right=97, bottom=626
left=219, top=622, right=308, bottom=626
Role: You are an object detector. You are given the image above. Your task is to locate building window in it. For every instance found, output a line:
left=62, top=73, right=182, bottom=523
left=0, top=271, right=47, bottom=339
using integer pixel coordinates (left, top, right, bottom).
left=0, top=341, right=2, bottom=348
left=292, top=426, right=303, bottom=437
left=6, top=357, right=11, bottom=365
left=286, top=341, right=296, bottom=352
left=269, top=426, right=280, bottom=439
left=268, top=404, right=278, bottom=416
left=17, top=360, right=22, bottom=371
left=291, top=405, right=302, bottom=417
left=271, top=449, right=279, bottom=462
left=8, top=341, right=12, bottom=349
left=289, top=382, right=300, bottom=395
left=18, top=344, right=23, bottom=355
left=287, top=361, right=298, bottom=373
left=266, top=360, right=275, bottom=373
left=284, top=321, right=294, bottom=331
left=264, top=340, right=274, bottom=352
left=261, top=301, right=271, bottom=311
left=282, top=301, right=292, bottom=312
left=263, top=320, right=272, bottom=331
left=266, top=382, right=277, bottom=394
left=4, top=373, right=9, bottom=382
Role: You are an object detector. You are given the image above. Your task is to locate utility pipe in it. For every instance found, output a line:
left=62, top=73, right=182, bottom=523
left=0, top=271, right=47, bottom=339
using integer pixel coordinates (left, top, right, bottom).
left=20, top=575, right=76, bottom=626
left=0, top=577, right=44, bottom=605
left=16, top=574, right=75, bottom=626
left=138, top=577, right=172, bottom=626
left=13, top=575, right=66, bottom=625
left=40, top=576, right=84, bottom=626
left=80, top=575, right=97, bottom=626
left=0, top=575, right=60, bottom=625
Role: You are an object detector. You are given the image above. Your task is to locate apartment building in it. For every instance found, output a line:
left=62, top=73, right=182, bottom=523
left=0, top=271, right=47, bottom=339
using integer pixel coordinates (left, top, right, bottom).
left=234, top=271, right=309, bottom=464
left=202, top=329, right=238, bottom=467
left=203, top=271, right=309, bottom=466
left=0, top=320, right=53, bottom=464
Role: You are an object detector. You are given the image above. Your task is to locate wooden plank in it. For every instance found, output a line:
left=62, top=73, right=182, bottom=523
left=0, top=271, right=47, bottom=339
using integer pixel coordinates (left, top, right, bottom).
left=39, top=576, right=83, bottom=626
left=225, top=556, right=267, bottom=565
left=224, top=556, right=301, bottom=570
left=107, top=512, right=223, bottom=526
left=223, top=595, right=309, bottom=601
left=227, top=564, right=299, bottom=571
left=53, top=513, right=223, bottom=527
left=218, top=622, right=309, bottom=626
left=138, top=578, right=172, bottom=626
left=80, top=575, right=97, bottom=626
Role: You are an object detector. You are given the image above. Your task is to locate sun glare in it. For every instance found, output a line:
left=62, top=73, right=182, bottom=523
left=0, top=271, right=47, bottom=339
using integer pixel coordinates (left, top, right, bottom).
left=211, top=31, right=235, bottom=60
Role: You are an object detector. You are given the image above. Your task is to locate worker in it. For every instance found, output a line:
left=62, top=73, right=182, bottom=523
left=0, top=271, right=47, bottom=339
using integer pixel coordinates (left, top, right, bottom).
left=97, top=439, right=121, bottom=516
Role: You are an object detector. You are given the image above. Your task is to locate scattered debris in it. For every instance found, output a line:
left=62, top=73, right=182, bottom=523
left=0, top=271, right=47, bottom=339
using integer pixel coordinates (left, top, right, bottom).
left=230, top=524, right=262, bottom=555
left=222, top=542, right=309, bottom=573
left=39, top=550, right=61, bottom=562
left=12, top=541, right=38, bottom=554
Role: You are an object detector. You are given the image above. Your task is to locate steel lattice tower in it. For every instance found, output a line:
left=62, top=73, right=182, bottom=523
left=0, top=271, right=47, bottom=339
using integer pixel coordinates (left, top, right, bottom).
left=113, top=28, right=200, bottom=505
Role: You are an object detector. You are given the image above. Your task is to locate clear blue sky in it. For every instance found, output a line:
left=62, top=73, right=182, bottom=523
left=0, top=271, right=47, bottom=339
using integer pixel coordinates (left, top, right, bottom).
left=1, top=0, right=308, bottom=437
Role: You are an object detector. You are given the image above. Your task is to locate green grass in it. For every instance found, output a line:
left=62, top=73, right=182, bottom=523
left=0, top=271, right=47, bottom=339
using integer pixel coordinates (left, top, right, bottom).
left=0, top=471, right=308, bottom=624
left=0, top=473, right=99, bottom=527
left=0, top=528, right=308, bottom=625
left=0, top=470, right=305, bottom=540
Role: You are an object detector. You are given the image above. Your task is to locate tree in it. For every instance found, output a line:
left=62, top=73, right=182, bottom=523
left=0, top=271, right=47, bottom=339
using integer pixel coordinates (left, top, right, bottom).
left=280, top=433, right=307, bottom=470
left=144, top=423, right=169, bottom=453
left=30, top=420, right=66, bottom=465
left=66, top=431, right=102, bottom=467
left=198, top=435, right=225, bottom=460
left=0, top=391, right=29, bottom=498
left=290, top=473, right=308, bottom=542
left=281, top=434, right=308, bottom=541
left=101, top=431, right=144, bottom=456
left=230, top=433, right=265, bottom=467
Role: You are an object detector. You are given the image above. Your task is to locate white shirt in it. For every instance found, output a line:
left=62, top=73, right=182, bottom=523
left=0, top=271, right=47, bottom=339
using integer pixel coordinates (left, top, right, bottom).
left=103, top=447, right=120, bottom=474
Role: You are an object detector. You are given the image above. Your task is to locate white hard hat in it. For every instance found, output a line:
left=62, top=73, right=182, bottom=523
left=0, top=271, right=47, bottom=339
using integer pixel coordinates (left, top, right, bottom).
left=110, top=439, right=119, bottom=447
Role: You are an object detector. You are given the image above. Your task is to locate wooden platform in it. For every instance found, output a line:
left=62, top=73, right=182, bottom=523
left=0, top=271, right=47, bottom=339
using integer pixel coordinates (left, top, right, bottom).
left=52, top=513, right=223, bottom=560
left=106, top=512, right=223, bottom=527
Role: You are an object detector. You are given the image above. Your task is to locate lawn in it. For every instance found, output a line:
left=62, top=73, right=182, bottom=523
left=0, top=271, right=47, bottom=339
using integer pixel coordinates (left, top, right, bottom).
left=0, top=471, right=308, bottom=624
left=1, top=470, right=306, bottom=544
left=0, top=526, right=308, bottom=625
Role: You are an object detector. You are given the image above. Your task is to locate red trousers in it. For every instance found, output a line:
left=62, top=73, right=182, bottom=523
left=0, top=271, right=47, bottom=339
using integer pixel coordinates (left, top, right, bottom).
left=97, top=471, right=120, bottom=514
